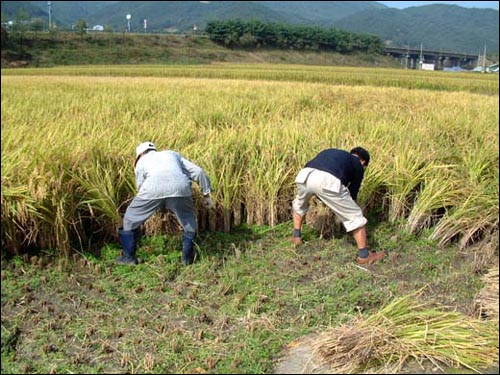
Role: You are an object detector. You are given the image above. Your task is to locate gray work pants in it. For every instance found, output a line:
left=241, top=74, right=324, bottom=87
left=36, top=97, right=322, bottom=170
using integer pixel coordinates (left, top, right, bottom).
left=123, top=196, right=197, bottom=237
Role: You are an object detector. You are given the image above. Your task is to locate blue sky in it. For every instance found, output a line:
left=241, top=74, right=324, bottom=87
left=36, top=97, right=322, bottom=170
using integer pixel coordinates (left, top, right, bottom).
left=377, top=1, right=499, bottom=10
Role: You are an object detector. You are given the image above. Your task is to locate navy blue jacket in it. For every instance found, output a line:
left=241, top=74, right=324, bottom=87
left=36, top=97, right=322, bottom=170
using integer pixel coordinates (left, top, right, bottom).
left=305, top=148, right=365, bottom=201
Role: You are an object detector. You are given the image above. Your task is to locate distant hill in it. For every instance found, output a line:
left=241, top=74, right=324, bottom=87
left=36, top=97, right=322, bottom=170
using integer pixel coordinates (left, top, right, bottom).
left=1, top=0, right=46, bottom=19
left=1, top=1, right=498, bottom=53
left=253, top=1, right=387, bottom=25
left=335, top=4, right=499, bottom=54
left=86, top=1, right=300, bottom=32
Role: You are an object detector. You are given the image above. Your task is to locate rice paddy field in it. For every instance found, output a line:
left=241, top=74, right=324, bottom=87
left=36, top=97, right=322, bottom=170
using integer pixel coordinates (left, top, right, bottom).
left=1, top=64, right=499, bottom=374
left=1, top=64, right=498, bottom=255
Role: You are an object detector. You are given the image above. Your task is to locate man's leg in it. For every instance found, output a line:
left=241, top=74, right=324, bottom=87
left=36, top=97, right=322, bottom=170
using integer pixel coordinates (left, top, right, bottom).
left=316, top=185, right=385, bottom=265
left=123, top=197, right=162, bottom=231
left=352, top=226, right=368, bottom=249
left=291, top=182, right=313, bottom=245
left=351, top=225, right=385, bottom=265
left=292, top=211, right=304, bottom=245
left=117, top=228, right=140, bottom=265
left=118, top=197, right=161, bottom=265
left=166, top=197, right=197, bottom=265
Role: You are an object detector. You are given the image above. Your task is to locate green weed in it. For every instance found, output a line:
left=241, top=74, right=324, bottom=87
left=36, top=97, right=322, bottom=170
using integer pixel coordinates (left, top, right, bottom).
left=2, top=221, right=496, bottom=373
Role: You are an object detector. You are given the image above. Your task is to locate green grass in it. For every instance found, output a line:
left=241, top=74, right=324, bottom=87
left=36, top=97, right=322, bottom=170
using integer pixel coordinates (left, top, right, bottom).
left=1, top=221, right=496, bottom=374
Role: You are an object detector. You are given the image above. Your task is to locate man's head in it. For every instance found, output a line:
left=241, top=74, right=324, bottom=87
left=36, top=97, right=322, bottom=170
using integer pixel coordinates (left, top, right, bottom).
left=350, top=147, right=370, bottom=167
left=136, top=142, right=157, bottom=157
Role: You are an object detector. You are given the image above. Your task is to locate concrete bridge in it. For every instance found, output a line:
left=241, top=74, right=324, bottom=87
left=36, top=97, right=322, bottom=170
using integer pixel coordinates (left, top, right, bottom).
left=384, top=46, right=479, bottom=70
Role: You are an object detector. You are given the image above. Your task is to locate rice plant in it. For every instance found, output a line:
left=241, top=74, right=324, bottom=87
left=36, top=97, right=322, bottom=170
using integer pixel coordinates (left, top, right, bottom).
left=1, top=65, right=498, bottom=256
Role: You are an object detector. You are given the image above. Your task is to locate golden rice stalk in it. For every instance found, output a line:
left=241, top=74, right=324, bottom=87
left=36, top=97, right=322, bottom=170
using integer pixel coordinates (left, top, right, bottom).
left=312, top=291, right=499, bottom=374
left=431, top=188, right=499, bottom=249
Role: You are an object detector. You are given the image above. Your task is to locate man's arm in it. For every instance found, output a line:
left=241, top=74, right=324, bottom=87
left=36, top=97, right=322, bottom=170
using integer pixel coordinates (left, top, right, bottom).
left=348, top=169, right=364, bottom=202
left=180, top=157, right=212, bottom=195
left=135, top=165, right=145, bottom=192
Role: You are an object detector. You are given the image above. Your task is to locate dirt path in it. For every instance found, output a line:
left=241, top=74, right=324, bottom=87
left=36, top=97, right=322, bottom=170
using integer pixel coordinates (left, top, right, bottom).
left=274, top=334, right=328, bottom=374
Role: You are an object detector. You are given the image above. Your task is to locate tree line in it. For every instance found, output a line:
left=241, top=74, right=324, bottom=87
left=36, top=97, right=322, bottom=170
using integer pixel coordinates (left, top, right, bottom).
left=205, top=19, right=384, bottom=53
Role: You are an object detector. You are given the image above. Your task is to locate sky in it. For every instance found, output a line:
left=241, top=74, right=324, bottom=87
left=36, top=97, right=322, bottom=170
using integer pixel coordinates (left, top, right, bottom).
left=377, top=1, right=499, bottom=10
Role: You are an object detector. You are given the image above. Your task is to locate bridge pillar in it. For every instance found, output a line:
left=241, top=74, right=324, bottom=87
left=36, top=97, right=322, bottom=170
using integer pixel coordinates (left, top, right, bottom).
left=400, top=56, right=407, bottom=67
left=409, top=57, right=416, bottom=69
left=404, top=55, right=409, bottom=68
left=442, top=57, right=453, bottom=68
left=436, top=56, right=444, bottom=70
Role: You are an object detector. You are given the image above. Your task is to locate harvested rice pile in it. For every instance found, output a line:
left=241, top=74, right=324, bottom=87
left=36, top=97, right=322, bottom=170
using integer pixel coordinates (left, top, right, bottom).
left=311, top=291, right=499, bottom=374
left=475, top=267, right=499, bottom=321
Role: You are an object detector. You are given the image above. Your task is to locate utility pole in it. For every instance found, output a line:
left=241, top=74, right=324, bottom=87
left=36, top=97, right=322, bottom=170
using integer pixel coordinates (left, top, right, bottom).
left=47, top=1, right=52, bottom=31
left=482, top=44, right=487, bottom=73
left=126, top=14, right=131, bottom=33
left=405, top=43, right=410, bottom=69
left=419, top=43, right=423, bottom=70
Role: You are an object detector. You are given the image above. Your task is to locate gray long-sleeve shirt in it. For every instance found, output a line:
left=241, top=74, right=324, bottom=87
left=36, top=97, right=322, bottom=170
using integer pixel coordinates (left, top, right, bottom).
left=135, top=150, right=211, bottom=199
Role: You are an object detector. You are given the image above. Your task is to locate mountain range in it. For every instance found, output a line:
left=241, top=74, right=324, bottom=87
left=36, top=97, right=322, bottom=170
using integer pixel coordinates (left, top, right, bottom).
left=1, top=1, right=498, bottom=54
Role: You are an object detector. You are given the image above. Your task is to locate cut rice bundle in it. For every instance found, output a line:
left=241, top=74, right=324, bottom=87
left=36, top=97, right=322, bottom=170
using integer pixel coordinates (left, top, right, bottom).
left=312, top=291, right=499, bottom=374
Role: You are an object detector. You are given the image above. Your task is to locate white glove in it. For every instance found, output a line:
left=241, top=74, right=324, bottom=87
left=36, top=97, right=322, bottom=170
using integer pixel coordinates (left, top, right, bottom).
left=204, top=195, right=215, bottom=210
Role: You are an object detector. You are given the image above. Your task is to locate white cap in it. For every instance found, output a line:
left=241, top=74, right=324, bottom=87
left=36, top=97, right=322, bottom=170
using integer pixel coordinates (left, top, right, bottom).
left=136, top=142, right=156, bottom=157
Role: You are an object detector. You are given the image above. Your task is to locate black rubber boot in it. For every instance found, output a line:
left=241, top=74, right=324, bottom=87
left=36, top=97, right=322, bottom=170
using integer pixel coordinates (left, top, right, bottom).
left=116, top=228, right=139, bottom=265
left=181, top=233, right=196, bottom=265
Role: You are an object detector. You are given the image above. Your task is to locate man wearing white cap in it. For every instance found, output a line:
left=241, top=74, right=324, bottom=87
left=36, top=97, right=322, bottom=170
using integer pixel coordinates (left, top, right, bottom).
left=117, top=142, right=214, bottom=265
